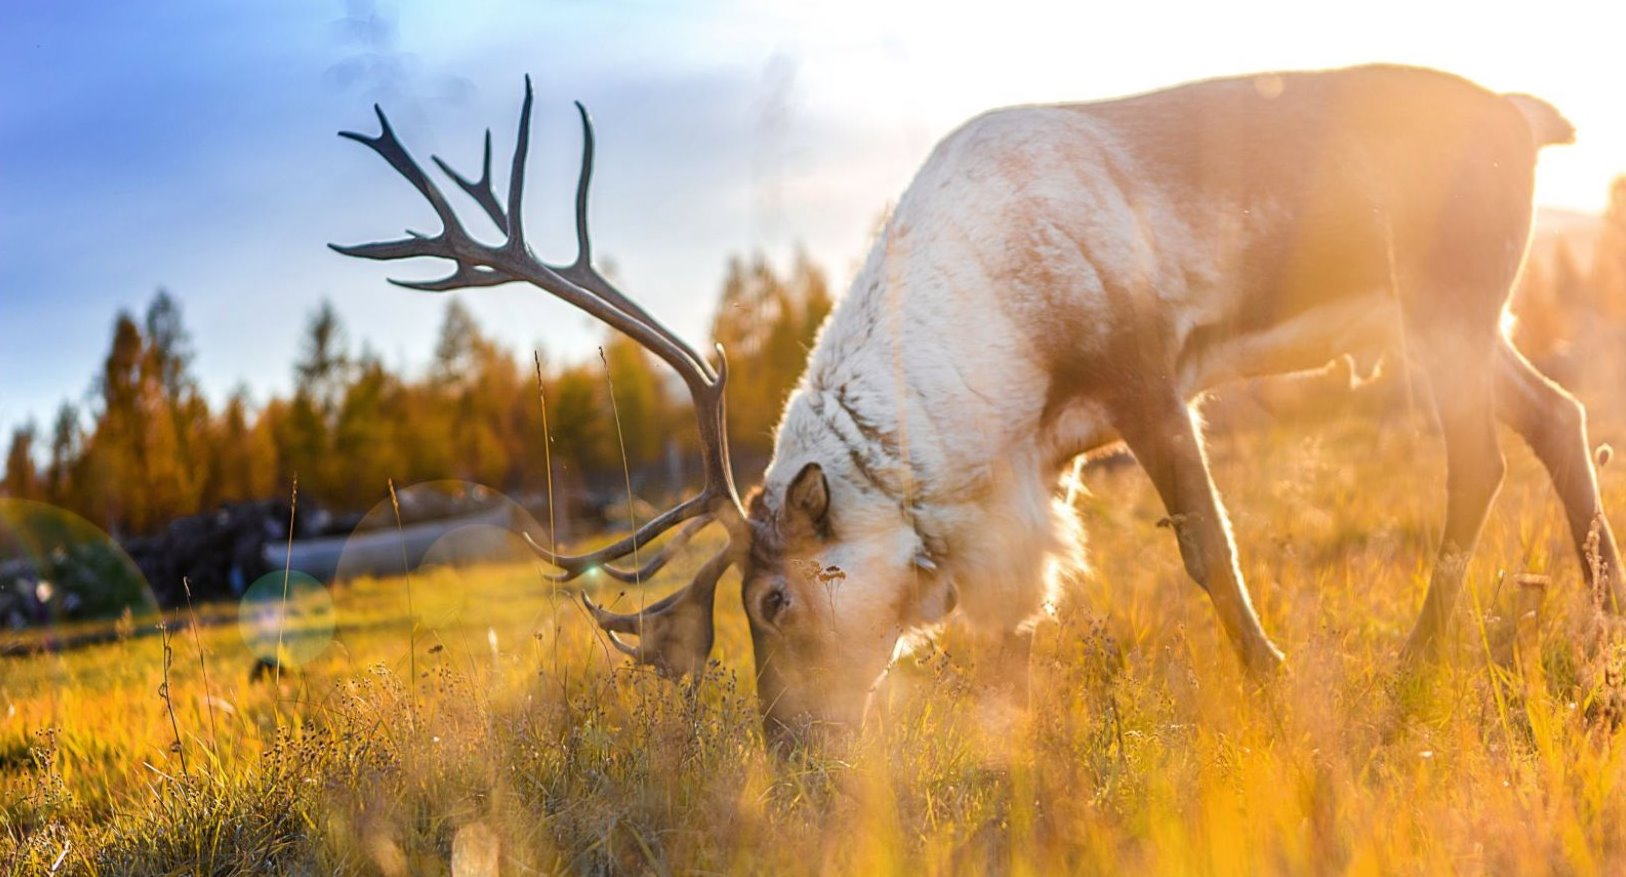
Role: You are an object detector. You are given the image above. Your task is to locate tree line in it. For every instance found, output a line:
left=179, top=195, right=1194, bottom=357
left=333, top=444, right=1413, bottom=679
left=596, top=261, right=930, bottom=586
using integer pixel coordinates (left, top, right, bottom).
left=11, top=171, right=1626, bottom=539
left=2, top=252, right=832, bottom=537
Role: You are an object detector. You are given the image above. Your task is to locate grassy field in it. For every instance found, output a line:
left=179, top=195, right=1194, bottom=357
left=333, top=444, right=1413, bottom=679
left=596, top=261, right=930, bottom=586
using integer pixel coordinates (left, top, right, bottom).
left=4, top=395, right=1626, bottom=875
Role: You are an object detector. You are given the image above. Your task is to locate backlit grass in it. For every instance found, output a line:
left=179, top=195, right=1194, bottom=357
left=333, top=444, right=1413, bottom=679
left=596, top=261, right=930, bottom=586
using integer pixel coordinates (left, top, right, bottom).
left=4, top=404, right=1626, bottom=875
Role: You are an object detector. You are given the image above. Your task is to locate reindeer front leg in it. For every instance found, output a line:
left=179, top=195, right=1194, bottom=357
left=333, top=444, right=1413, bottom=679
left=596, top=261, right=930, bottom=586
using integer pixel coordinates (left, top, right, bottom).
left=1117, top=395, right=1286, bottom=676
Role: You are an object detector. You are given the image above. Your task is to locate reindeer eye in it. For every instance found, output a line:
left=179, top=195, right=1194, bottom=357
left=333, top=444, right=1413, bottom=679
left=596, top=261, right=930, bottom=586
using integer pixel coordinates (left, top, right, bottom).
left=759, top=588, right=790, bottom=624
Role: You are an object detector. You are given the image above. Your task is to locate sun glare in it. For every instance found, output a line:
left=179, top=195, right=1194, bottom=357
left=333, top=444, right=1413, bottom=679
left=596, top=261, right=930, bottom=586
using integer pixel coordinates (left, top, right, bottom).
left=7, top=4, right=1626, bottom=873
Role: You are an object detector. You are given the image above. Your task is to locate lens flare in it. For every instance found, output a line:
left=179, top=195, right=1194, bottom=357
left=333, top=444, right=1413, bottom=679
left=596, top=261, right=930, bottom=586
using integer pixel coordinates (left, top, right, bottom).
left=419, top=521, right=538, bottom=624
left=237, top=570, right=335, bottom=667
left=326, top=480, right=543, bottom=631
left=0, top=499, right=156, bottom=632
left=334, top=480, right=541, bottom=568
left=332, top=481, right=538, bottom=585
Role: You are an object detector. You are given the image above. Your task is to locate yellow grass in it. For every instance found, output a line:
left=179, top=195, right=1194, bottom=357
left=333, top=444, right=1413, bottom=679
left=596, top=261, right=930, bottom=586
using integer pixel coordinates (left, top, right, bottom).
left=4, top=406, right=1626, bottom=875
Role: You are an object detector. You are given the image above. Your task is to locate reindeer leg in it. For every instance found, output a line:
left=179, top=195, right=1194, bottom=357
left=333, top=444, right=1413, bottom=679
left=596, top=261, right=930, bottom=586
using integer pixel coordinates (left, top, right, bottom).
left=1401, top=339, right=1506, bottom=663
left=1118, top=395, right=1285, bottom=676
left=1494, top=337, right=1622, bottom=611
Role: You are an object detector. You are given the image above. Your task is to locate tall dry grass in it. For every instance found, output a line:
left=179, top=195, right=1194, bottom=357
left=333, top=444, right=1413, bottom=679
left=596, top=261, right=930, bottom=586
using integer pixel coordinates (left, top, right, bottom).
left=3, top=403, right=1626, bottom=874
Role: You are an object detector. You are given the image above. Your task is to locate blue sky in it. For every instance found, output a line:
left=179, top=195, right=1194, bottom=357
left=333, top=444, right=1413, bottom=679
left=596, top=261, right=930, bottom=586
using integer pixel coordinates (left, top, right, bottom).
left=5, top=0, right=1625, bottom=440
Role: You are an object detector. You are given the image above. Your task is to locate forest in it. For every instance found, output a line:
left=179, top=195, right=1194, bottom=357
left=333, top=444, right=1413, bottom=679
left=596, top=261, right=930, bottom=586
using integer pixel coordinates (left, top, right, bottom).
left=1, top=251, right=832, bottom=537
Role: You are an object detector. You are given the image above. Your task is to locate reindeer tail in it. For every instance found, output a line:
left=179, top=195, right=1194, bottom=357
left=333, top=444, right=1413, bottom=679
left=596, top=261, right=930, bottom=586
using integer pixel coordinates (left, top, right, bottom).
left=1505, top=93, right=1576, bottom=147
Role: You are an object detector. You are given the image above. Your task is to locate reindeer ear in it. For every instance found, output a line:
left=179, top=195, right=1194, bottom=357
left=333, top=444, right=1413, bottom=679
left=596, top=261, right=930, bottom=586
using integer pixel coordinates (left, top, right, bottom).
left=787, top=462, right=830, bottom=532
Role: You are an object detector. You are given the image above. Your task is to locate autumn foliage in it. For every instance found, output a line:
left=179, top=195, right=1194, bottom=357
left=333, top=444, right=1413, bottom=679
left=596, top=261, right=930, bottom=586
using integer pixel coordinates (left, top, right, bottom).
left=1, top=252, right=831, bottom=536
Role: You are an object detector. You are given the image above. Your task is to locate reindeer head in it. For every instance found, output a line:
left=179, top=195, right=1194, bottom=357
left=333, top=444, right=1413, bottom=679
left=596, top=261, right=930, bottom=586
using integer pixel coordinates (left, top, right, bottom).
left=740, top=453, right=957, bottom=747
left=334, top=79, right=945, bottom=747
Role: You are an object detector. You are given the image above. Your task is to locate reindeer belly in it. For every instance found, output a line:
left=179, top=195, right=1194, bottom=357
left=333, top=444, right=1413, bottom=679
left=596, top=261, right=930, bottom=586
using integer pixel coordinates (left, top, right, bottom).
left=1175, top=293, right=1401, bottom=395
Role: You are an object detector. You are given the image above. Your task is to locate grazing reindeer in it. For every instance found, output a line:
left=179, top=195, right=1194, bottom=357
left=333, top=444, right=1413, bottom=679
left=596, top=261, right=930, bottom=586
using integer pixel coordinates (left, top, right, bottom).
left=336, top=64, right=1621, bottom=744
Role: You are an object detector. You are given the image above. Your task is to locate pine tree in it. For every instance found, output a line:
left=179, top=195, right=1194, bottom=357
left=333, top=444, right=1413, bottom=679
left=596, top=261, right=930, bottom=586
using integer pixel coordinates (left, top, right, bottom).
left=144, top=289, right=196, bottom=402
left=210, top=388, right=277, bottom=506
left=287, top=300, right=355, bottom=503
left=294, top=300, right=354, bottom=423
left=84, top=313, right=148, bottom=532
left=793, top=248, right=834, bottom=344
left=141, top=290, right=208, bottom=524
left=549, top=363, right=610, bottom=488
left=331, top=351, right=405, bottom=509
left=432, top=299, right=481, bottom=388
left=3, top=423, right=41, bottom=501
left=44, top=403, right=80, bottom=507
left=600, top=333, right=665, bottom=470
left=708, top=251, right=830, bottom=457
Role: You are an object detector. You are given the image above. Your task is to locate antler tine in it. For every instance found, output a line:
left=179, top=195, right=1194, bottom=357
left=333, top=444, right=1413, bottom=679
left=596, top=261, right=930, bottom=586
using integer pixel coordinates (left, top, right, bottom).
left=570, top=101, right=595, bottom=270
left=595, top=516, right=711, bottom=583
left=555, top=102, right=717, bottom=383
left=581, top=582, right=689, bottom=633
left=580, top=547, right=733, bottom=679
left=503, top=76, right=535, bottom=257
left=523, top=494, right=710, bottom=580
left=602, top=631, right=641, bottom=660
left=392, top=263, right=511, bottom=292
left=431, top=129, right=507, bottom=231
left=338, top=106, right=472, bottom=247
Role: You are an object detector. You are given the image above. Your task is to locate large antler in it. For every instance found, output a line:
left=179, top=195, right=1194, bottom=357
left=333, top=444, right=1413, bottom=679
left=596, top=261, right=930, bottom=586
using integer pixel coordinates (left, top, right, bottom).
left=332, top=77, right=747, bottom=678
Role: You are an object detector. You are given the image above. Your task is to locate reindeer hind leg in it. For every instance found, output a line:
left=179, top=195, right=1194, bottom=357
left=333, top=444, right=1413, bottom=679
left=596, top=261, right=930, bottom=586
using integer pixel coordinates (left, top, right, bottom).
left=1400, top=317, right=1508, bottom=663
left=1494, top=337, right=1623, bottom=610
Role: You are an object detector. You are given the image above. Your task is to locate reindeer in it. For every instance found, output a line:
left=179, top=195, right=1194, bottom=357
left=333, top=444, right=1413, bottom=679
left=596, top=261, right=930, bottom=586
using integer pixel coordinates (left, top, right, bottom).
left=335, top=64, right=1622, bottom=745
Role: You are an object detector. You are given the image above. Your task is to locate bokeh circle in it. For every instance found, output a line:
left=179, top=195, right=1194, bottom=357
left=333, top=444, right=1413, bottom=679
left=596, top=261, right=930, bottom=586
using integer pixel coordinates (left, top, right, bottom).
left=237, top=570, right=335, bottom=667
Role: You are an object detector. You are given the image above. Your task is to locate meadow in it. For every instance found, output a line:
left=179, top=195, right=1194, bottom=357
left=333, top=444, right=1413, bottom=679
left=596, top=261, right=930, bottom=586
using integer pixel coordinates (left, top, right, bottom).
left=4, top=381, right=1626, bottom=875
